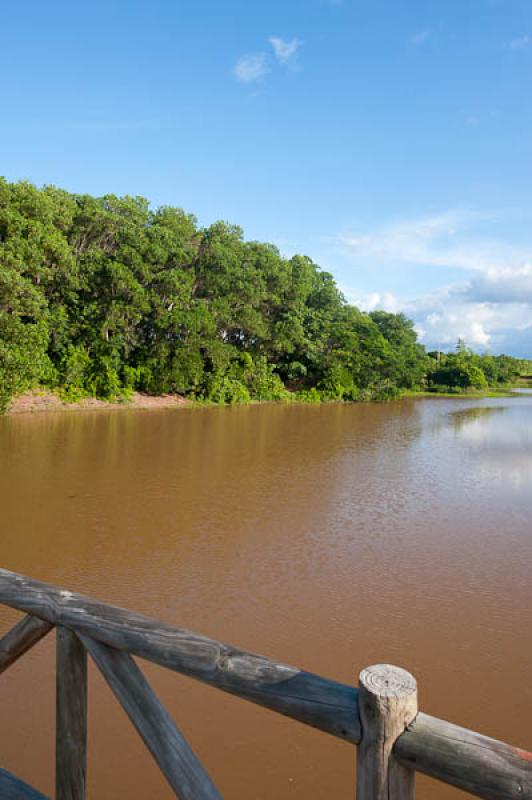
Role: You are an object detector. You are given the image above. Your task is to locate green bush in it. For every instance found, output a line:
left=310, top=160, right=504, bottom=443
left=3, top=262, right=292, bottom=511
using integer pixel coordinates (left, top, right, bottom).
left=202, top=374, right=251, bottom=404
left=245, top=357, right=289, bottom=401
left=296, top=387, right=322, bottom=403
left=60, top=345, right=92, bottom=391
left=0, top=317, right=50, bottom=412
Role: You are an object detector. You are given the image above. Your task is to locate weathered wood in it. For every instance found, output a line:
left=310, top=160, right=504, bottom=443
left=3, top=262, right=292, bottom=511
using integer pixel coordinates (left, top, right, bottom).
left=56, top=627, right=87, bottom=800
left=395, top=711, right=532, bottom=800
left=356, top=664, right=418, bottom=800
left=0, top=614, right=53, bottom=674
left=0, top=569, right=359, bottom=744
left=4, top=569, right=531, bottom=800
left=80, top=634, right=222, bottom=800
left=0, top=767, right=50, bottom=799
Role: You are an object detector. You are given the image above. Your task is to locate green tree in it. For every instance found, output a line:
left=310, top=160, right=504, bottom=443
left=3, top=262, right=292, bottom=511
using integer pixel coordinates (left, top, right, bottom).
left=6, top=178, right=527, bottom=412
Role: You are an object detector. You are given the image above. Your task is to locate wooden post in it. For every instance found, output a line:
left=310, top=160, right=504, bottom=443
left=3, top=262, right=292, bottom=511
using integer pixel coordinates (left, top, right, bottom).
left=80, top=635, right=222, bottom=800
left=56, top=627, right=87, bottom=800
left=356, top=664, right=418, bottom=800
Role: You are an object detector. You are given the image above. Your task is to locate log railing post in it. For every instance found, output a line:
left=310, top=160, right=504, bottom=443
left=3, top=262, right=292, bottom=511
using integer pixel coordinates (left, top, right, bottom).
left=56, top=627, right=87, bottom=800
left=356, top=664, right=418, bottom=800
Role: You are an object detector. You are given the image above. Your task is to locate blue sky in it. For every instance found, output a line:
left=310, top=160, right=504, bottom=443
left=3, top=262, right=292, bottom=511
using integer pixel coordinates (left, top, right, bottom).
left=2, top=0, right=532, bottom=355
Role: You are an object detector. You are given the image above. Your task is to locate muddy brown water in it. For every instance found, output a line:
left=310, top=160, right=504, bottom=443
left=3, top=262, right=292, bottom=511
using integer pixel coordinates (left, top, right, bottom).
left=1, top=395, right=531, bottom=799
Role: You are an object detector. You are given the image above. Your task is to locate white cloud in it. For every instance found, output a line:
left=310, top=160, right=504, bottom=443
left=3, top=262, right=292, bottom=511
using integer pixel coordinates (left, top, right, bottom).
left=337, top=211, right=532, bottom=355
left=340, top=210, right=532, bottom=274
left=376, top=284, right=531, bottom=353
left=381, top=281, right=530, bottom=351
left=509, top=34, right=530, bottom=50
left=341, top=288, right=401, bottom=314
left=233, top=53, right=269, bottom=83
left=410, top=30, right=431, bottom=45
left=458, top=264, right=532, bottom=304
left=269, top=37, right=301, bottom=66
left=233, top=37, right=301, bottom=85
left=420, top=308, right=492, bottom=348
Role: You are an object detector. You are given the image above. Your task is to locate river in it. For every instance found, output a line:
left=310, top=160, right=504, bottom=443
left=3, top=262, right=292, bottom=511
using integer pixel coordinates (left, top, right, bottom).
left=1, top=394, right=531, bottom=799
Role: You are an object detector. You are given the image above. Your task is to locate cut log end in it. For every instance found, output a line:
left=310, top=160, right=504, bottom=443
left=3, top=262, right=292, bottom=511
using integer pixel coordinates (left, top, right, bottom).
left=359, top=664, right=417, bottom=701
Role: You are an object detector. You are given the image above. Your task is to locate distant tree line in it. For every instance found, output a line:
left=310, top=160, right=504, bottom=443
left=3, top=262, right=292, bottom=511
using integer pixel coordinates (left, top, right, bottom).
left=0, top=179, right=530, bottom=412
left=426, top=340, right=530, bottom=393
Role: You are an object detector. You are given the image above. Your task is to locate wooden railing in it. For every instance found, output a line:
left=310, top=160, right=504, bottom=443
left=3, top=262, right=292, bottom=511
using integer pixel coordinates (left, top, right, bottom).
left=0, top=568, right=530, bottom=800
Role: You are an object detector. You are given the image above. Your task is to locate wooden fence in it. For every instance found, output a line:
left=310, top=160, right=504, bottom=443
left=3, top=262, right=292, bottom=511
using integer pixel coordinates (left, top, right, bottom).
left=0, top=568, right=530, bottom=799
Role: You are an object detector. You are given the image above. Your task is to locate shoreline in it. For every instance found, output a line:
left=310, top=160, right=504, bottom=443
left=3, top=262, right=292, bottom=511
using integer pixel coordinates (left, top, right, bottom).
left=6, top=389, right=190, bottom=415
left=3, top=385, right=522, bottom=417
left=401, top=388, right=518, bottom=399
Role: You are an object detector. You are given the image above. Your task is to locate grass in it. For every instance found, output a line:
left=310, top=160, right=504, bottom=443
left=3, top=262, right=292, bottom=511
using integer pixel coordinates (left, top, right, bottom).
left=402, top=387, right=518, bottom=399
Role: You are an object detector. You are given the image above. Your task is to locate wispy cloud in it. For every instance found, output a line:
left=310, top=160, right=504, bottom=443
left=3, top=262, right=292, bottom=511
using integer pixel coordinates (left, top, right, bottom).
left=410, top=30, right=431, bottom=45
left=233, top=53, right=269, bottom=84
left=339, top=210, right=532, bottom=273
left=509, top=34, right=530, bottom=50
left=269, top=37, right=302, bottom=66
left=234, top=37, right=302, bottom=85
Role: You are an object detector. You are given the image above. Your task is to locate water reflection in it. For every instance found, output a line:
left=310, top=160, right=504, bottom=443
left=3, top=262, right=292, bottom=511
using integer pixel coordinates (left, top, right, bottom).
left=448, top=399, right=532, bottom=487
left=450, top=405, right=508, bottom=426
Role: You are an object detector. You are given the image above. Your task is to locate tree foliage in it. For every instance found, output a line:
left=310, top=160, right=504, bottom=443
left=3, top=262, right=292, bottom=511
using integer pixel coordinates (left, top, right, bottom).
left=0, top=179, right=529, bottom=411
left=426, top=340, right=528, bottom=392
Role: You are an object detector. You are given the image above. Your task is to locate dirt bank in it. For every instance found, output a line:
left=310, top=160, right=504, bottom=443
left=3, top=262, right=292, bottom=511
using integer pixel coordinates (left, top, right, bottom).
left=7, top=389, right=189, bottom=415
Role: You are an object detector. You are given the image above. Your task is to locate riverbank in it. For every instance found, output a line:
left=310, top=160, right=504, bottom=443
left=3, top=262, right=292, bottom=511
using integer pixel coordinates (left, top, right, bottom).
left=6, top=388, right=189, bottom=415
left=5, top=384, right=523, bottom=417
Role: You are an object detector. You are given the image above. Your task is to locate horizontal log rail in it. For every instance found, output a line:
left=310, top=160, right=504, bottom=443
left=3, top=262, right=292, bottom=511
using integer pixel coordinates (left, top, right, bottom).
left=0, top=567, right=530, bottom=799
left=396, top=713, right=532, bottom=800
left=0, top=568, right=358, bottom=744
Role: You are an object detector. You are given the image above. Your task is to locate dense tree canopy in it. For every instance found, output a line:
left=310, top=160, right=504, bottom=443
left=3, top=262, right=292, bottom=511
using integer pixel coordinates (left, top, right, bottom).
left=0, top=179, right=530, bottom=412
